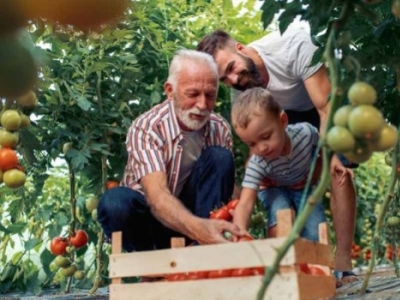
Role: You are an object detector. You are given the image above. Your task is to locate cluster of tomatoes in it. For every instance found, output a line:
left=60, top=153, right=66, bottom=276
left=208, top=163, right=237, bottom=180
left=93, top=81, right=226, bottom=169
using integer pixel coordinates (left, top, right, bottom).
left=50, top=230, right=89, bottom=279
left=0, top=91, right=38, bottom=188
left=326, top=81, right=398, bottom=164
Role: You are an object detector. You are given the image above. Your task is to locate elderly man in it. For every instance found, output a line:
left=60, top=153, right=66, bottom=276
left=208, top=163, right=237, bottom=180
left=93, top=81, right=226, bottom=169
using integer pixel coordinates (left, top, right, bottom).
left=197, top=28, right=357, bottom=286
left=97, top=49, right=241, bottom=252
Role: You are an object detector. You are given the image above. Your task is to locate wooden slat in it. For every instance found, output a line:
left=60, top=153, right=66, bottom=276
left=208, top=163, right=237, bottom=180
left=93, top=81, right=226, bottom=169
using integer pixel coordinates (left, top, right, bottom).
left=294, top=239, right=334, bottom=268
left=318, top=222, right=330, bottom=245
left=110, top=274, right=303, bottom=300
left=170, top=237, right=185, bottom=248
left=111, top=231, right=122, bottom=284
left=109, top=237, right=296, bottom=278
left=298, top=273, right=336, bottom=300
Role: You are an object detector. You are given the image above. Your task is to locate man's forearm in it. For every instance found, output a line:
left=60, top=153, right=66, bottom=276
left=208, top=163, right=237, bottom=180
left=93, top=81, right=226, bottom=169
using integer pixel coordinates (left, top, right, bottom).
left=146, top=187, right=201, bottom=240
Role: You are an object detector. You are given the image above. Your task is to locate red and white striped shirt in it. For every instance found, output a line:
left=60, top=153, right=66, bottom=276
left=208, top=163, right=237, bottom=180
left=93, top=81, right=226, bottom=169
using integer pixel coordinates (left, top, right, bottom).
left=121, top=99, right=233, bottom=195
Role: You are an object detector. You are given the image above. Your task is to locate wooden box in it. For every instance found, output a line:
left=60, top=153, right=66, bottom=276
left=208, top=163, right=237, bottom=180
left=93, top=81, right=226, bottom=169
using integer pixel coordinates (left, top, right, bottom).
left=108, top=209, right=336, bottom=300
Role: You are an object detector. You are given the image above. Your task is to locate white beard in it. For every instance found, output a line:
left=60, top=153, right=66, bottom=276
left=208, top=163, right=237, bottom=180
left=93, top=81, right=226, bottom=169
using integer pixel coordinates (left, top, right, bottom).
left=174, top=105, right=210, bottom=131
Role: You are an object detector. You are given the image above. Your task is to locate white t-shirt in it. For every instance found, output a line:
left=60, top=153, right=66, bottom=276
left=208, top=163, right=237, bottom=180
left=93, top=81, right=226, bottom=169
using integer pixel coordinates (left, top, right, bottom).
left=174, top=129, right=204, bottom=196
left=232, top=28, right=322, bottom=112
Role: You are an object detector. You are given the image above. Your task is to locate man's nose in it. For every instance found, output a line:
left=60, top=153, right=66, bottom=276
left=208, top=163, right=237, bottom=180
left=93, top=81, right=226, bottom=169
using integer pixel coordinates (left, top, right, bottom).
left=227, top=73, right=239, bottom=86
left=196, top=95, right=207, bottom=110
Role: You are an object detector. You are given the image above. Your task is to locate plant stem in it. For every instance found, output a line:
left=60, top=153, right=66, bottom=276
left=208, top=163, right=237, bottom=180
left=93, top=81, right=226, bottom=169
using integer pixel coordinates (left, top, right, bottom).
left=89, top=70, right=107, bottom=295
left=360, top=143, right=399, bottom=293
left=65, top=159, right=76, bottom=293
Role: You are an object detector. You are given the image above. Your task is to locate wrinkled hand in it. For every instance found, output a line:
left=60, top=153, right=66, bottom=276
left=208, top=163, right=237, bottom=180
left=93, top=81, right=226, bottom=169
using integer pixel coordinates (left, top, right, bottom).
left=192, top=218, right=243, bottom=245
left=331, top=154, right=354, bottom=186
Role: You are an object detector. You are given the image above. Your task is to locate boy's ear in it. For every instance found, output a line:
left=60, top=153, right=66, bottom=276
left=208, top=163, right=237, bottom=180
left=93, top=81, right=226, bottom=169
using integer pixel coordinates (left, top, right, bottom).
left=280, top=111, right=288, bottom=128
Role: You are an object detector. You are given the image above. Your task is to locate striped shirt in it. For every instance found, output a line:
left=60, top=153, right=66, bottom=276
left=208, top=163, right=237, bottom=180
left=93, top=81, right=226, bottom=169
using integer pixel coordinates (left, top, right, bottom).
left=121, top=99, right=233, bottom=195
left=242, top=123, right=319, bottom=190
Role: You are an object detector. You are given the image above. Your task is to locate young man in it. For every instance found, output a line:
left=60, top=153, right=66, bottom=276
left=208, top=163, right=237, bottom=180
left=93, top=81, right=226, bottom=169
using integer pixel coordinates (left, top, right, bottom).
left=232, top=88, right=326, bottom=241
left=97, top=50, right=242, bottom=252
left=197, top=28, right=357, bottom=286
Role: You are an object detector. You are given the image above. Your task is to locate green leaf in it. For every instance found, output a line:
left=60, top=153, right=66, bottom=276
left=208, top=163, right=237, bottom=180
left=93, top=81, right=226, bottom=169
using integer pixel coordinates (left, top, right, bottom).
left=77, top=95, right=92, bottom=111
left=7, top=222, right=27, bottom=234
left=24, top=238, right=40, bottom=251
left=260, top=0, right=282, bottom=29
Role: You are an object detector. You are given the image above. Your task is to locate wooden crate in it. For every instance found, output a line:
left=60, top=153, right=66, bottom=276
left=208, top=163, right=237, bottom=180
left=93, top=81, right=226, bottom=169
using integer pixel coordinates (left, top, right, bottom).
left=108, top=209, right=336, bottom=300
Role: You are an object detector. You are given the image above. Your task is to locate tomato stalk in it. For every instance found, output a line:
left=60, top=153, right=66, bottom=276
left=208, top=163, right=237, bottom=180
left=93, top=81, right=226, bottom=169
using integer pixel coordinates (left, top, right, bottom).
left=89, top=69, right=107, bottom=295
left=360, top=141, right=399, bottom=293
left=256, top=3, right=353, bottom=299
left=65, top=158, right=77, bottom=293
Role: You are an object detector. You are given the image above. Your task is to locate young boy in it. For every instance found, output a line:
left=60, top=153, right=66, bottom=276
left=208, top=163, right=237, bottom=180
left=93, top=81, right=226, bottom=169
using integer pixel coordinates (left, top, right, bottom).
left=231, top=87, right=326, bottom=241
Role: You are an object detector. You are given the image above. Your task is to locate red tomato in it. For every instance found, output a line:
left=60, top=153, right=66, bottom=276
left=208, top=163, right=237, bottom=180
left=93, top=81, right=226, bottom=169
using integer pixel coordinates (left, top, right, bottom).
left=298, top=263, right=310, bottom=274
left=210, top=208, right=231, bottom=221
left=166, top=273, right=187, bottom=281
left=231, top=268, right=253, bottom=277
left=186, top=271, right=209, bottom=280
left=237, top=235, right=254, bottom=242
left=307, top=266, right=326, bottom=276
left=227, top=199, right=239, bottom=210
left=207, top=269, right=232, bottom=279
left=252, top=267, right=265, bottom=276
left=70, top=230, right=89, bottom=248
left=50, top=237, right=69, bottom=255
left=106, top=180, right=119, bottom=190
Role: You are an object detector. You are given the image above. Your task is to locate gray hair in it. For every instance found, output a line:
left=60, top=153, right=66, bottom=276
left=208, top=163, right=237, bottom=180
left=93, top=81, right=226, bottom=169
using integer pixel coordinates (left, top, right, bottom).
left=167, top=49, right=219, bottom=88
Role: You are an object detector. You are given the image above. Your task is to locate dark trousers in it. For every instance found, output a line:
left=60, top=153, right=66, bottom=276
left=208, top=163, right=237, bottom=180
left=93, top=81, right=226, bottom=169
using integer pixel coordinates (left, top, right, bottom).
left=97, top=146, right=235, bottom=252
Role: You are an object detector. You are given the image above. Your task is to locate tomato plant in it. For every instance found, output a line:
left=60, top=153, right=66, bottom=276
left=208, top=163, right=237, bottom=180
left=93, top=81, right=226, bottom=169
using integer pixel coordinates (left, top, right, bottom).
left=69, top=230, right=89, bottom=248
left=50, top=237, right=69, bottom=256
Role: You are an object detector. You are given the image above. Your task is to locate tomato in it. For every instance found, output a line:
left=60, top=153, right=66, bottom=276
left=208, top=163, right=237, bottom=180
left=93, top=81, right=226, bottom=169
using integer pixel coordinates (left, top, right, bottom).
left=3, top=169, right=26, bottom=188
left=231, top=268, right=253, bottom=277
left=106, top=180, right=119, bottom=190
left=165, top=273, right=187, bottom=281
left=0, top=147, right=18, bottom=171
left=50, top=237, right=69, bottom=256
left=227, top=199, right=239, bottom=210
left=307, top=266, right=326, bottom=276
left=53, top=255, right=71, bottom=268
left=0, top=110, right=22, bottom=131
left=207, top=269, right=232, bottom=279
left=298, top=263, right=310, bottom=274
left=74, top=270, right=85, bottom=280
left=60, top=264, right=78, bottom=277
left=209, top=208, right=231, bottom=221
left=186, top=271, right=209, bottom=280
left=70, top=230, right=89, bottom=248
left=237, top=235, right=254, bottom=242
left=252, top=267, right=265, bottom=276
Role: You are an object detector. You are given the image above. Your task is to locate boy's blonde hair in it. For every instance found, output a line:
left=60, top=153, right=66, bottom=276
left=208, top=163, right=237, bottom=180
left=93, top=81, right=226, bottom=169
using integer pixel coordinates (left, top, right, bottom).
left=231, top=87, right=282, bottom=129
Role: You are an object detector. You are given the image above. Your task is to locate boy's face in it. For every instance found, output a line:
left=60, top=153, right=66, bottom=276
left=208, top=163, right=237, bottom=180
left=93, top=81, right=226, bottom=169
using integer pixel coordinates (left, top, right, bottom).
left=234, top=110, right=289, bottom=159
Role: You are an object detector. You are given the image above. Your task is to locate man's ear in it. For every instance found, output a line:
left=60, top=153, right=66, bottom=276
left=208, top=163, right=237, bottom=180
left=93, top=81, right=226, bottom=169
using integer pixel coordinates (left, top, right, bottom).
left=164, top=82, right=173, bottom=99
left=281, top=111, right=288, bottom=128
left=235, top=42, right=246, bottom=54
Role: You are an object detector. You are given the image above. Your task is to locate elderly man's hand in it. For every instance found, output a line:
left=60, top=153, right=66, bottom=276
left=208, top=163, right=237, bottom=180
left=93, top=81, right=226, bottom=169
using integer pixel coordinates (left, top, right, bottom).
left=191, top=218, right=243, bottom=245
